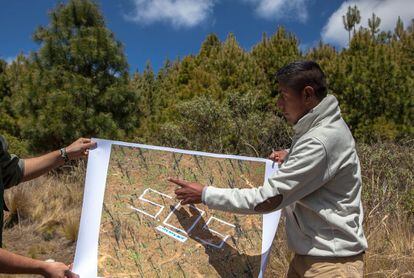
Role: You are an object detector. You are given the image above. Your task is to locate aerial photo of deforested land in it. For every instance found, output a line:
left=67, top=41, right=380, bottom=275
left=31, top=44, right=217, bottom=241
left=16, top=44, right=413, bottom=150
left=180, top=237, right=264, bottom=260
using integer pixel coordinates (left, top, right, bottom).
left=98, top=144, right=267, bottom=277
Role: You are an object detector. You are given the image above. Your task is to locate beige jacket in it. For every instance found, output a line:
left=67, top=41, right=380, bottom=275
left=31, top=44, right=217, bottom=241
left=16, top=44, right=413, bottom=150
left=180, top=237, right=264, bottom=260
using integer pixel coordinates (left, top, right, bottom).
left=202, top=94, right=368, bottom=256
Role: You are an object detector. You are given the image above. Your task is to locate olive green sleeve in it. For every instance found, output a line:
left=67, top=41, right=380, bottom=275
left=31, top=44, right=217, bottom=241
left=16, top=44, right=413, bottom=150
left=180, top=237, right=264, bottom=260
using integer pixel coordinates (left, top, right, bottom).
left=0, top=136, right=25, bottom=188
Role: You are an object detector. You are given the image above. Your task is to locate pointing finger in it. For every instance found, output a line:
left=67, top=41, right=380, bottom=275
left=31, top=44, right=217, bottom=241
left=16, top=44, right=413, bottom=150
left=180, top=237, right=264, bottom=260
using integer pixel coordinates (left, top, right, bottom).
left=168, top=177, right=190, bottom=188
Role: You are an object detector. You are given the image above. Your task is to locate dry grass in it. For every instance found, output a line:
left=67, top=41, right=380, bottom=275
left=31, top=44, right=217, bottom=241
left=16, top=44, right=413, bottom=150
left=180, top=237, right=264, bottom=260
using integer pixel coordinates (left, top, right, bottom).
left=1, top=144, right=413, bottom=277
left=2, top=162, right=85, bottom=268
left=62, top=210, right=81, bottom=243
left=358, top=143, right=414, bottom=277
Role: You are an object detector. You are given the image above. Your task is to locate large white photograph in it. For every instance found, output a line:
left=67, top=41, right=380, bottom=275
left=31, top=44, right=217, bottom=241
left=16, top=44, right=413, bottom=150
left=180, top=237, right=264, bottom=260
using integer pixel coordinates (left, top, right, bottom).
left=72, top=139, right=280, bottom=277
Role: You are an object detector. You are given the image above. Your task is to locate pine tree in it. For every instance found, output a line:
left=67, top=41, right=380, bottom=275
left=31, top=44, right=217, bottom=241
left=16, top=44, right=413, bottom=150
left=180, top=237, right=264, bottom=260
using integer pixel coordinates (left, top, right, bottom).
left=343, top=5, right=361, bottom=44
left=0, top=58, right=30, bottom=155
left=251, top=27, right=300, bottom=96
left=368, top=13, right=381, bottom=41
left=394, top=16, right=404, bottom=40
left=328, top=24, right=413, bottom=141
left=13, top=0, right=140, bottom=151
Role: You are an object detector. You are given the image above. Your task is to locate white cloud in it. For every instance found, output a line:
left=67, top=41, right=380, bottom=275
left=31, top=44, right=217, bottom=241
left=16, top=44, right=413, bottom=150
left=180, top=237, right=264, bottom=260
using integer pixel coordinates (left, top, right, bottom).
left=125, top=0, right=216, bottom=28
left=4, top=56, right=16, bottom=65
left=322, top=0, right=414, bottom=47
left=243, top=0, right=309, bottom=22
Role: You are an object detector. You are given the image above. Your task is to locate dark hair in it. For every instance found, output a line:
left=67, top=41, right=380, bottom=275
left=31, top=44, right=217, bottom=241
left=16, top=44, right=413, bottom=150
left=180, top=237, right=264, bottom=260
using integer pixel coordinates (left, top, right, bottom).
left=276, top=61, right=327, bottom=100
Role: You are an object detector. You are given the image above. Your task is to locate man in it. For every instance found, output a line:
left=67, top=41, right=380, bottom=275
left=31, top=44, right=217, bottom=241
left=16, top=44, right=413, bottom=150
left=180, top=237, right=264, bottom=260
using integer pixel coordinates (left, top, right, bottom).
left=169, top=61, right=368, bottom=277
left=0, top=137, right=96, bottom=277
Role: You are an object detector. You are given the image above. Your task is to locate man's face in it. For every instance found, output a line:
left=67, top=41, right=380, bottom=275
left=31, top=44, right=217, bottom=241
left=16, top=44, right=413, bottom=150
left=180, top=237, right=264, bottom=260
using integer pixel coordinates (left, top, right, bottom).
left=276, top=83, right=309, bottom=125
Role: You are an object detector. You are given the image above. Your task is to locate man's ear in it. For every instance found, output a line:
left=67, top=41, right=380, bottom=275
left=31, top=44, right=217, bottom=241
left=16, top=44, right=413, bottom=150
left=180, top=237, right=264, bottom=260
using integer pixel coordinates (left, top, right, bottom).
left=303, top=86, right=315, bottom=102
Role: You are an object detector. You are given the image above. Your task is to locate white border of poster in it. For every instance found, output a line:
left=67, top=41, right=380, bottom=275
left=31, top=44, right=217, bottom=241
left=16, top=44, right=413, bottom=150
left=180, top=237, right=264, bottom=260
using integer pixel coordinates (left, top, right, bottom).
left=72, top=138, right=281, bottom=277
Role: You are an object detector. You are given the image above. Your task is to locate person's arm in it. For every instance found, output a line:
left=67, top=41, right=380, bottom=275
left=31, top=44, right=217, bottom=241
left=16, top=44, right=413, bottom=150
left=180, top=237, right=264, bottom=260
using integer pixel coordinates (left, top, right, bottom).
left=0, top=248, right=78, bottom=277
left=171, top=137, right=330, bottom=214
left=21, top=138, right=96, bottom=182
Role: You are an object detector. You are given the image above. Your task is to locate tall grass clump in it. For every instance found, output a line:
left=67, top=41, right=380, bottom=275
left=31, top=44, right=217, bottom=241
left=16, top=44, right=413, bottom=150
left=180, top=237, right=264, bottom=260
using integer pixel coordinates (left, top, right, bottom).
left=3, top=162, right=86, bottom=264
left=358, top=142, right=414, bottom=277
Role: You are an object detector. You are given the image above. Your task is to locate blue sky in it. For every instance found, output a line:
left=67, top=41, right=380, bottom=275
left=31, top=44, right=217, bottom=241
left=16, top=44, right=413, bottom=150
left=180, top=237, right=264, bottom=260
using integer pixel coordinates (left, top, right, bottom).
left=1, top=0, right=413, bottom=73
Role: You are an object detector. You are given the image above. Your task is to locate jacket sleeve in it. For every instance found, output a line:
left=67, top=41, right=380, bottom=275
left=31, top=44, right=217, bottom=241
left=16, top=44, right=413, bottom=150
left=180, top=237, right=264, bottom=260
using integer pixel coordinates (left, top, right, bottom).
left=0, top=136, right=25, bottom=189
left=202, top=137, right=331, bottom=214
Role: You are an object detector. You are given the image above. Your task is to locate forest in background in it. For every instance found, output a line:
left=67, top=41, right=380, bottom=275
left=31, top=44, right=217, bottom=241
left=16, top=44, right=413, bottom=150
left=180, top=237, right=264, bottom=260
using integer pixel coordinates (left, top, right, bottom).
left=1, top=1, right=413, bottom=277
left=0, top=0, right=412, bottom=157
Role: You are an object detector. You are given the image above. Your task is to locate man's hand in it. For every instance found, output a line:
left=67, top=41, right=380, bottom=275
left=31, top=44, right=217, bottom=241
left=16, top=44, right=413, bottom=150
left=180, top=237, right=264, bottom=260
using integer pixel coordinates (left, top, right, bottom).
left=42, top=262, right=79, bottom=278
left=65, top=138, right=97, bottom=160
left=168, top=177, right=205, bottom=205
left=269, top=149, right=288, bottom=164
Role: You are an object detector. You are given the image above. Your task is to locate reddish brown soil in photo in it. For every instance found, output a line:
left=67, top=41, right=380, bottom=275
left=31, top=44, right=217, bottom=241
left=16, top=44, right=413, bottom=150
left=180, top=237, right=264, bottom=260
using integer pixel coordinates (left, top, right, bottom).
left=98, top=145, right=269, bottom=277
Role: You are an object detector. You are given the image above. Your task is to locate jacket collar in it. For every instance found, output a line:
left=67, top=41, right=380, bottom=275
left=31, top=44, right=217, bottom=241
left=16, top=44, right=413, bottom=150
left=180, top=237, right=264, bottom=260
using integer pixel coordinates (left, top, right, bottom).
left=293, top=94, right=340, bottom=138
